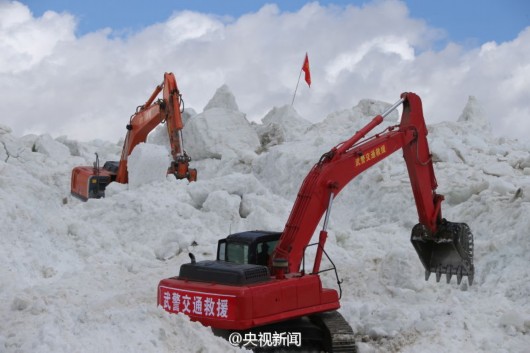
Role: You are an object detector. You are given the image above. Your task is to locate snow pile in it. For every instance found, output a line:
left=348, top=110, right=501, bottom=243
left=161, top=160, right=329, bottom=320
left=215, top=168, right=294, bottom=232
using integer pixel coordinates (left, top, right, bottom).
left=203, top=84, right=239, bottom=111
left=183, top=85, right=260, bottom=161
left=458, top=95, right=491, bottom=132
left=254, top=105, right=311, bottom=149
left=1, top=88, right=530, bottom=353
left=32, top=134, right=71, bottom=161
left=127, top=143, right=170, bottom=189
left=252, top=98, right=401, bottom=198
left=316, top=98, right=400, bottom=136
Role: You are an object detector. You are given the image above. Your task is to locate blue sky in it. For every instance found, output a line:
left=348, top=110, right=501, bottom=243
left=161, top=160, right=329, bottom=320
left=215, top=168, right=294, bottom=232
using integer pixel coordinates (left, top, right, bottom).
left=21, top=0, right=530, bottom=46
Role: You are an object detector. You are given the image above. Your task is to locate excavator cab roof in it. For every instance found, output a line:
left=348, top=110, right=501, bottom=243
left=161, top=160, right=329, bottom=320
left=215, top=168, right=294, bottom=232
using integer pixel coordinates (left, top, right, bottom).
left=223, top=230, right=281, bottom=245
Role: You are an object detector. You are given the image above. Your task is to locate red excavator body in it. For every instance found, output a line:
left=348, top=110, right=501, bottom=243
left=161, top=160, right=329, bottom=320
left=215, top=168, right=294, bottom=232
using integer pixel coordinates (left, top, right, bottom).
left=158, top=93, right=475, bottom=351
left=71, top=72, right=196, bottom=201
left=159, top=271, right=338, bottom=330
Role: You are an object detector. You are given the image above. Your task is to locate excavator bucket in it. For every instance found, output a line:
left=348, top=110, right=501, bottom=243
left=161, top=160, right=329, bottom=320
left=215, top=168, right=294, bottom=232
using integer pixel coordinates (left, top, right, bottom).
left=411, top=220, right=474, bottom=285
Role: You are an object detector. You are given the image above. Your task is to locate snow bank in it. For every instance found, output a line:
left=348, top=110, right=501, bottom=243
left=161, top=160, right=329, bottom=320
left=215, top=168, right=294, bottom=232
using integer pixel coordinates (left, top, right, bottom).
left=315, top=98, right=400, bottom=136
left=32, top=134, right=71, bottom=161
left=1, top=90, right=529, bottom=353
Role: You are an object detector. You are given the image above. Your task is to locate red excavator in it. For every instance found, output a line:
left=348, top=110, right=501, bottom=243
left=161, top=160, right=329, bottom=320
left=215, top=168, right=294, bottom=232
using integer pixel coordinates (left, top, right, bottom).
left=71, top=72, right=197, bottom=200
left=158, top=93, right=474, bottom=351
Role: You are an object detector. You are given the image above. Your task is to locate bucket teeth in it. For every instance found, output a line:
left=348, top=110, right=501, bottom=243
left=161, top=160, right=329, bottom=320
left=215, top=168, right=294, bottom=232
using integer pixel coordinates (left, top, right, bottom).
left=457, top=267, right=463, bottom=285
left=468, top=272, right=474, bottom=286
left=424, top=265, right=474, bottom=285
left=446, top=265, right=453, bottom=283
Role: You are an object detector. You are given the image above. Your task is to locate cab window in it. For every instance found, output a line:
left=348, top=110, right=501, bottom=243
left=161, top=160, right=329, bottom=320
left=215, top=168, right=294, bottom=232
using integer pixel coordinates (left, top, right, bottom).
left=256, top=240, right=277, bottom=266
left=226, top=242, right=249, bottom=264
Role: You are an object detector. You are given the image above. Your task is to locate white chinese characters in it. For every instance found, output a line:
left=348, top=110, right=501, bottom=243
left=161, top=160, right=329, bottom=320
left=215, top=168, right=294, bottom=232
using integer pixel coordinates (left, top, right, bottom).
left=161, top=289, right=231, bottom=319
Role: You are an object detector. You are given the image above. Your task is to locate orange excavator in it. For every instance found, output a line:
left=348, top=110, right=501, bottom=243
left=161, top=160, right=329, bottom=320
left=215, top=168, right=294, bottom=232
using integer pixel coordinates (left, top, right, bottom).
left=158, top=93, right=475, bottom=351
left=71, top=72, right=197, bottom=200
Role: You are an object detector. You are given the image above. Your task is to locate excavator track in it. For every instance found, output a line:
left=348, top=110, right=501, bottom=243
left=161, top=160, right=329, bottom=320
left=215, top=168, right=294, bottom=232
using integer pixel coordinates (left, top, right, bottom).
left=311, top=311, right=357, bottom=353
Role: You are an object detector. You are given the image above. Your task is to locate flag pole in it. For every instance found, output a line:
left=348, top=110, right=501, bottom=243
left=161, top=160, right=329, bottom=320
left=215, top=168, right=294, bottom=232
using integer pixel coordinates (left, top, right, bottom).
left=292, top=53, right=310, bottom=106
left=291, top=68, right=303, bottom=106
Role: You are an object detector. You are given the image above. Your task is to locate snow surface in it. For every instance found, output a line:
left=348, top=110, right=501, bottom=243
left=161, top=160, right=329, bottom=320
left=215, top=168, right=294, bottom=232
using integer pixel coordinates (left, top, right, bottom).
left=1, top=89, right=530, bottom=353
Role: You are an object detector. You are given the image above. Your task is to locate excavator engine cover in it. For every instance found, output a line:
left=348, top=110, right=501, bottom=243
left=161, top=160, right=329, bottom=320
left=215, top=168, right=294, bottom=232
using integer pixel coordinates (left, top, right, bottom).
left=179, top=260, right=271, bottom=285
left=411, top=220, right=474, bottom=285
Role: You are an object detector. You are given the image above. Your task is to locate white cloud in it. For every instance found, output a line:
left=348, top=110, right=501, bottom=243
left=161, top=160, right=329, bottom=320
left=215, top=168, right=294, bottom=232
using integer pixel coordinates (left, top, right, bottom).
left=325, top=36, right=415, bottom=81
left=0, top=0, right=528, bottom=142
left=164, top=11, right=224, bottom=44
left=0, top=1, right=76, bottom=73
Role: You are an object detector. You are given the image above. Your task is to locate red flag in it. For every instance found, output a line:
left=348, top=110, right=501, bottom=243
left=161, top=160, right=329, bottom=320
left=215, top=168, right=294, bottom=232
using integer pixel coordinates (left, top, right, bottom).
left=302, top=53, right=311, bottom=87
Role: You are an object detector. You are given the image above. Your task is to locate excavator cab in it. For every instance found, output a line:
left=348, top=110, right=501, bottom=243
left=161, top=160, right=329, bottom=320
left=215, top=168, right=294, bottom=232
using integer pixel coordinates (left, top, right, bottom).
left=217, top=231, right=280, bottom=265
left=411, top=220, right=474, bottom=285
left=178, top=231, right=281, bottom=286
left=70, top=154, right=118, bottom=201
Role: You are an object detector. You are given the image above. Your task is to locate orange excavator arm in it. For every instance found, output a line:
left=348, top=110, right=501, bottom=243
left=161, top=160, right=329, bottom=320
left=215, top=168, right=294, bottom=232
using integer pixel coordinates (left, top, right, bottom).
left=116, top=72, right=196, bottom=183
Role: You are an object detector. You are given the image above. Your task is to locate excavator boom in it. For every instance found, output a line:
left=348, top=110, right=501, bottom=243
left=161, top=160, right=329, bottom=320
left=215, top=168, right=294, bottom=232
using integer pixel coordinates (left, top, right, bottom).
left=272, top=92, right=474, bottom=284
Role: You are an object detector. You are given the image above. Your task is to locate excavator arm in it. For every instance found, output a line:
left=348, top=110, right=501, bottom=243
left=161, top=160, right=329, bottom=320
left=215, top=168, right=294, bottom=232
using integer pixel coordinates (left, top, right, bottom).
left=272, top=92, right=474, bottom=285
left=163, top=74, right=196, bottom=181
left=116, top=72, right=196, bottom=183
left=70, top=72, right=196, bottom=200
left=115, top=90, right=164, bottom=184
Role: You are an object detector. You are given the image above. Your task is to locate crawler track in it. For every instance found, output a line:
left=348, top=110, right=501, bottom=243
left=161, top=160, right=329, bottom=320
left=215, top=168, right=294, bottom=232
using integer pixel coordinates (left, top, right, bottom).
left=311, top=311, right=357, bottom=352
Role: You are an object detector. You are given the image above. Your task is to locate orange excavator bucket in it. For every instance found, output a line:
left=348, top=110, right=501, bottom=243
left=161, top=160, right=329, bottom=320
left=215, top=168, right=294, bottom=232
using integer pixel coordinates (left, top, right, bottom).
left=411, top=220, right=474, bottom=285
